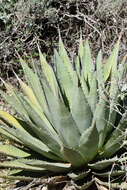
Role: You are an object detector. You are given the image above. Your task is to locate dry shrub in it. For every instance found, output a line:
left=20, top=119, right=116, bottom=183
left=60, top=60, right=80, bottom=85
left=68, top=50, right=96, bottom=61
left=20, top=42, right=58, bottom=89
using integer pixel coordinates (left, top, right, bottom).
left=0, top=0, right=127, bottom=81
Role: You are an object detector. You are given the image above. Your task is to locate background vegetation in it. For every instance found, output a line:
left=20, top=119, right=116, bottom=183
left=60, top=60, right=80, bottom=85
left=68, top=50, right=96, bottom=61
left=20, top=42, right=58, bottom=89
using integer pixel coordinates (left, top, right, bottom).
left=0, top=0, right=127, bottom=82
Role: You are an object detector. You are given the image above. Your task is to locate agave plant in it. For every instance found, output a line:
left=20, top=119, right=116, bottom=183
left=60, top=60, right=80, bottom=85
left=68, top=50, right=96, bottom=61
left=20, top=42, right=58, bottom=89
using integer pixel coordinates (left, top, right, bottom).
left=0, top=38, right=127, bottom=189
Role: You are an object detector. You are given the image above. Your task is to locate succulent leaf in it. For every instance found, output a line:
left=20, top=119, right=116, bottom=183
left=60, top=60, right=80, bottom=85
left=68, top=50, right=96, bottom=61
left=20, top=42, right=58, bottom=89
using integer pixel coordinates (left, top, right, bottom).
left=20, top=159, right=71, bottom=172
left=0, top=127, right=22, bottom=143
left=0, top=125, right=59, bottom=160
left=68, top=169, right=91, bottom=181
left=81, top=40, right=94, bottom=86
left=96, top=50, right=104, bottom=96
left=102, top=112, right=127, bottom=158
left=88, top=157, right=118, bottom=170
left=0, top=110, right=25, bottom=130
left=38, top=46, right=58, bottom=96
left=103, top=40, right=120, bottom=81
left=79, top=124, right=99, bottom=163
left=93, top=96, right=108, bottom=148
left=19, top=97, right=62, bottom=156
left=18, top=79, right=41, bottom=108
left=55, top=49, right=92, bottom=133
left=59, top=37, right=77, bottom=84
left=0, top=160, right=46, bottom=171
left=41, top=79, right=81, bottom=148
left=20, top=58, right=49, bottom=115
left=0, top=89, right=29, bottom=120
left=70, top=86, right=92, bottom=133
left=0, top=173, right=33, bottom=181
left=0, top=144, right=30, bottom=158
left=93, top=170, right=125, bottom=177
left=61, top=146, right=85, bottom=167
left=88, top=73, right=98, bottom=112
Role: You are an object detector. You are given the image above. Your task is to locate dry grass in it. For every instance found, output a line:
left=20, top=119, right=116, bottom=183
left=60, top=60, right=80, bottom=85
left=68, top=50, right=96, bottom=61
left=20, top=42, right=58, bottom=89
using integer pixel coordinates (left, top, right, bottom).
left=0, top=0, right=127, bottom=82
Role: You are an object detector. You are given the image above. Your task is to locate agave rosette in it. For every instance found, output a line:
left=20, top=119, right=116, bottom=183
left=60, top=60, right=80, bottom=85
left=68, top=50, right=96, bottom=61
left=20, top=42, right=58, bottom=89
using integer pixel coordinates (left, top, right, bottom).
left=0, top=38, right=127, bottom=188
